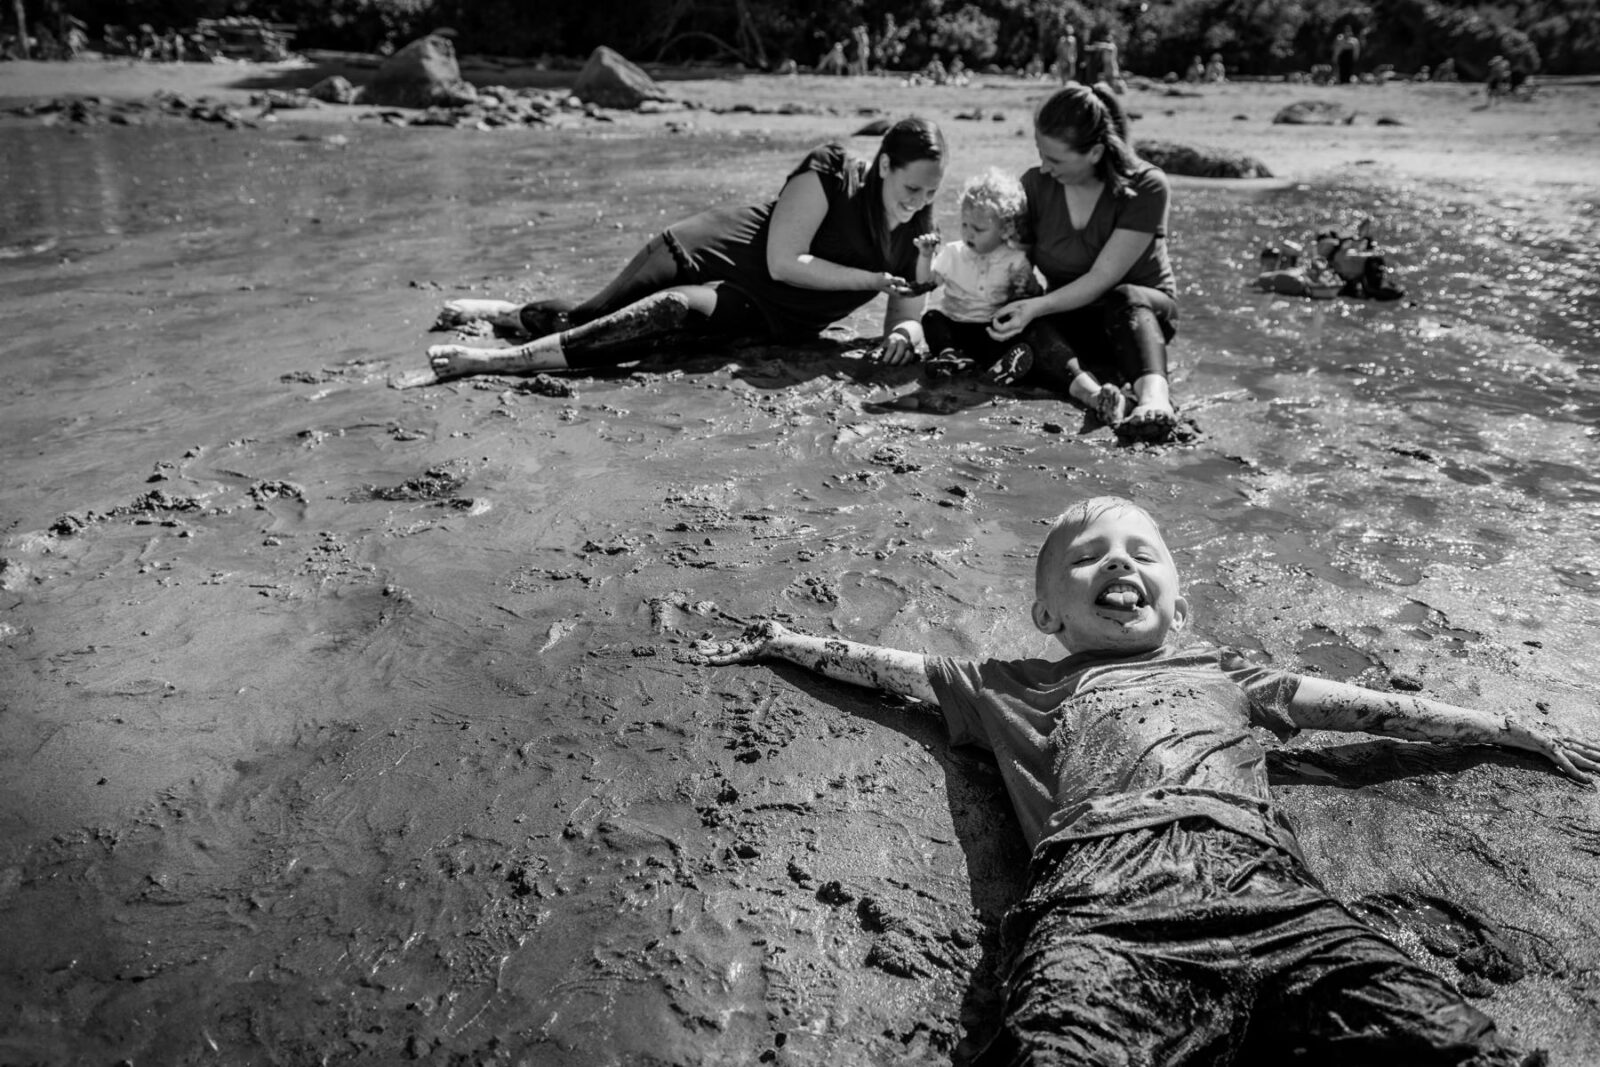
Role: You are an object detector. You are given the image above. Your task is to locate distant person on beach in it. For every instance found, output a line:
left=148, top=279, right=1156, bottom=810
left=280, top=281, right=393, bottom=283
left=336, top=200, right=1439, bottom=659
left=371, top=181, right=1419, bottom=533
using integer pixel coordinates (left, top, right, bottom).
left=1083, top=36, right=1124, bottom=93
left=1333, top=28, right=1361, bottom=84
left=1205, top=52, right=1227, bottom=82
left=817, top=40, right=847, bottom=75
left=691, top=494, right=1598, bottom=1067
left=1185, top=55, right=1205, bottom=83
left=422, top=119, right=946, bottom=385
left=851, top=23, right=871, bottom=75
left=1054, top=29, right=1077, bottom=84
left=913, top=168, right=1040, bottom=384
left=1485, top=55, right=1511, bottom=104
left=988, top=84, right=1180, bottom=440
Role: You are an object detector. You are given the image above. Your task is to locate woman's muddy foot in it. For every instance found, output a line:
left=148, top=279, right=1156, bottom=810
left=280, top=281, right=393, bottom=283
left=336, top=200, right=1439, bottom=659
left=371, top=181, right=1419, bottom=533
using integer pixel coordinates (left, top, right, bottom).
left=983, top=342, right=1033, bottom=385
left=926, top=348, right=974, bottom=379
left=1094, top=383, right=1130, bottom=426
left=1115, top=402, right=1178, bottom=442
left=433, top=299, right=523, bottom=330
left=427, top=343, right=498, bottom=382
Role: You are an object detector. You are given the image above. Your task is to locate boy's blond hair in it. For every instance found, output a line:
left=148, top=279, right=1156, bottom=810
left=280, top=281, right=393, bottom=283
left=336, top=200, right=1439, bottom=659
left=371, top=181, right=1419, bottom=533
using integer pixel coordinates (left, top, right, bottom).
left=960, top=168, right=1028, bottom=244
left=1034, top=496, right=1166, bottom=598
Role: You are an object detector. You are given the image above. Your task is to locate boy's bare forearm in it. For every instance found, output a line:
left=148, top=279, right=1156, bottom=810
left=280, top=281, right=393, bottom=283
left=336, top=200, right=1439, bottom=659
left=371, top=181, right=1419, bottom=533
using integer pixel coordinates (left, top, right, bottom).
left=690, top=620, right=936, bottom=705
left=767, top=630, right=936, bottom=705
left=1290, top=675, right=1600, bottom=784
left=1291, top=677, right=1507, bottom=743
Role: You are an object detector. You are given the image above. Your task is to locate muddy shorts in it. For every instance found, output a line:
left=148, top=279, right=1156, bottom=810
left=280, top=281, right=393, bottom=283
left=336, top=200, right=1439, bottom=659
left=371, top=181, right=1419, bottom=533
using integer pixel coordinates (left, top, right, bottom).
left=974, top=819, right=1536, bottom=1067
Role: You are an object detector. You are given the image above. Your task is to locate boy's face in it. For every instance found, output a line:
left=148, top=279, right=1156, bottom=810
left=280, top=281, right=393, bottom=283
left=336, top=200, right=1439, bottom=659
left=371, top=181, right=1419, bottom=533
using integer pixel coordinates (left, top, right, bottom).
left=960, top=204, right=1007, bottom=255
left=1032, top=506, right=1188, bottom=654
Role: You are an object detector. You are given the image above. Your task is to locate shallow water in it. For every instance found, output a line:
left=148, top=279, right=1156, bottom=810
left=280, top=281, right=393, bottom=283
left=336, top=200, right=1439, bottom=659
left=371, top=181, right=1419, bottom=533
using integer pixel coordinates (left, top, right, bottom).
left=2, top=122, right=1598, bottom=1065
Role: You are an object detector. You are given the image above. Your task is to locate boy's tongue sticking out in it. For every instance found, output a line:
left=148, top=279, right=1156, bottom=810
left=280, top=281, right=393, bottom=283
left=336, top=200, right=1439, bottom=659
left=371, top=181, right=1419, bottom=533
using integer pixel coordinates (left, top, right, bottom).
left=1097, top=581, right=1143, bottom=610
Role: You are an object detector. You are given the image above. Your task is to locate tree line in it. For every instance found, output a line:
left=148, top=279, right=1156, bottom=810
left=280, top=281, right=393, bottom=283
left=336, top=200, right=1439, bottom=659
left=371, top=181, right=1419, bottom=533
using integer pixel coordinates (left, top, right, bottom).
left=42, top=0, right=1599, bottom=77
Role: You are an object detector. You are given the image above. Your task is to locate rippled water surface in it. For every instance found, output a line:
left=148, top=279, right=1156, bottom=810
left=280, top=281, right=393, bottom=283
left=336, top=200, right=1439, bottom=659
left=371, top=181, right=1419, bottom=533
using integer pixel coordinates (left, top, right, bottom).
left=2, top=122, right=1598, bottom=1065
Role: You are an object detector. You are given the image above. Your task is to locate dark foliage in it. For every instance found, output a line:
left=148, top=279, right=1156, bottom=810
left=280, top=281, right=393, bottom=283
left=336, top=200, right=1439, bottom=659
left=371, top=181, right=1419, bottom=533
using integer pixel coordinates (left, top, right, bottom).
left=35, top=0, right=1598, bottom=74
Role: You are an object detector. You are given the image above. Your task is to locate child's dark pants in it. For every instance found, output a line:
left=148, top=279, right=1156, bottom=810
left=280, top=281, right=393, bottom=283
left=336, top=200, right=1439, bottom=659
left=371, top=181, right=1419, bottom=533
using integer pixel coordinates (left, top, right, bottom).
left=975, top=819, right=1535, bottom=1067
left=1020, top=283, right=1176, bottom=396
left=923, top=309, right=1008, bottom=362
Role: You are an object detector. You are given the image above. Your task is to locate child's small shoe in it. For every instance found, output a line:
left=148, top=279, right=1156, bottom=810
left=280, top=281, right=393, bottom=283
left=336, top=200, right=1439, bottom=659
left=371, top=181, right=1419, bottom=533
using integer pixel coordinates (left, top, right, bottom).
left=926, top=348, right=974, bottom=379
left=983, top=342, right=1033, bottom=385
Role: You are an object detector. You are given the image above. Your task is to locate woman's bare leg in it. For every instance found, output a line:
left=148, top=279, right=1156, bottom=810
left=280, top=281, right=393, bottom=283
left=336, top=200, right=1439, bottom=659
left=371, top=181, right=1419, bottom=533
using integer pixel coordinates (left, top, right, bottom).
left=425, top=287, right=717, bottom=382
left=433, top=233, right=688, bottom=336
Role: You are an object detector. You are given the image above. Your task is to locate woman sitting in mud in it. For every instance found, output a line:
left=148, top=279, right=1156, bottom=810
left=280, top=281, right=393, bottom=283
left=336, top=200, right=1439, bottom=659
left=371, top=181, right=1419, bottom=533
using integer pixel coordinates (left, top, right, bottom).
left=988, top=84, right=1181, bottom=441
left=422, top=118, right=946, bottom=384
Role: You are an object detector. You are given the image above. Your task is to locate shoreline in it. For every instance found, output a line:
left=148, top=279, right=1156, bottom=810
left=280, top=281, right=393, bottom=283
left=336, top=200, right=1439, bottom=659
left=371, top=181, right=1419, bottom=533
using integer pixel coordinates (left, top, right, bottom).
left=3, top=56, right=1597, bottom=196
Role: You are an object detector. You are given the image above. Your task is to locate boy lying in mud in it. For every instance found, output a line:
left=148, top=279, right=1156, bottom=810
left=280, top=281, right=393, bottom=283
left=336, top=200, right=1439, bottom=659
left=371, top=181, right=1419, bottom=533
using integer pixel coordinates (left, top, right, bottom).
left=690, top=496, right=1597, bottom=1066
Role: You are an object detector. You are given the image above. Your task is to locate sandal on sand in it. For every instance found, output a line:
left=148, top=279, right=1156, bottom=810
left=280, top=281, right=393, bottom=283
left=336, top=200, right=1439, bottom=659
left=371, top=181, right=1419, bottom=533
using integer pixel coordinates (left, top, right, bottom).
left=926, top=348, right=975, bottom=379
left=983, top=342, right=1033, bottom=385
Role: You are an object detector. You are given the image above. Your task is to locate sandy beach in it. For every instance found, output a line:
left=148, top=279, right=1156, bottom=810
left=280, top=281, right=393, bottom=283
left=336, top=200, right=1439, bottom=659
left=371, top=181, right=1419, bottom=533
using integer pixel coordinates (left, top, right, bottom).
left=2, top=55, right=1599, bottom=1065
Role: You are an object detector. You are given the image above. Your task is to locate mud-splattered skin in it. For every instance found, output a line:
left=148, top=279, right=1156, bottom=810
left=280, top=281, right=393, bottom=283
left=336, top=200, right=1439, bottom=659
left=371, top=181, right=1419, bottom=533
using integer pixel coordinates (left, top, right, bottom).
left=1290, top=675, right=1600, bottom=784
left=696, top=622, right=1600, bottom=793
left=692, top=620, right=938, bottom=707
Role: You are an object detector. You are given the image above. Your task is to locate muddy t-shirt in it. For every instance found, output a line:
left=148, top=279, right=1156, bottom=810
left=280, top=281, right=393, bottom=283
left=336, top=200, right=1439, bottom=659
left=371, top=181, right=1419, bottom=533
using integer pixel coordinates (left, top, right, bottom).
left=1021, top=163, right=1176, bottom=297
left=926, top=645, right=1302, bottom=854
left=665, top=143, right=932, bottom=336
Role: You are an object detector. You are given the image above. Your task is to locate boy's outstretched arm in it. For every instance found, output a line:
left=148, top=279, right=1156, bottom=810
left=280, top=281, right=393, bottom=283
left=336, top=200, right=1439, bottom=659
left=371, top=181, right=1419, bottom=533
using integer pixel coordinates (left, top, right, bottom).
left=689, top=620, right=937, bottom=705
left=1289, top=675, right=1600, bottom=784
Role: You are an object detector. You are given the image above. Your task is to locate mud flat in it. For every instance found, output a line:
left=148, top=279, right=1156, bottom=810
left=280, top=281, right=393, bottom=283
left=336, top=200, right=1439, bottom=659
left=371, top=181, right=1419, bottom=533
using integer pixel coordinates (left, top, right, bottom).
left=1, top=58, right=1598, bottom=1065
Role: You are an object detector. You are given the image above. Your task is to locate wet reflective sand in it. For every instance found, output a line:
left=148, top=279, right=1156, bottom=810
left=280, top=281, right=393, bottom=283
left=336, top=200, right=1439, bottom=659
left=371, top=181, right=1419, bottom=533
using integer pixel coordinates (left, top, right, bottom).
left=2, top=103, right=1598, bottom=1065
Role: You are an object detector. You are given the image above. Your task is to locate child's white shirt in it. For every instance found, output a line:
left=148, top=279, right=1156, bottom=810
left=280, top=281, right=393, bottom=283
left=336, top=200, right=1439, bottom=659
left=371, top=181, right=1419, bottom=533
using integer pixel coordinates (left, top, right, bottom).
left=930, top=241, right=1034, bottom=323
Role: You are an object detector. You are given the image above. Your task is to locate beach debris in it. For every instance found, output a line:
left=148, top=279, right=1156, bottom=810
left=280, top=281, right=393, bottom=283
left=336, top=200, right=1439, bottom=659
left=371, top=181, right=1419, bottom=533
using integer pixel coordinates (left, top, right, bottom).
left=6, top=91, right=253, bottom=128
left=307, top=75, right=358, bottom=105
left=1253, top=217, right=1405, bottom=301
left=358, top=464, right=469, bottom=502
left=1135, top=139, right=1272, bottom=179
left=1272, top=100, right=1356, bottom=125
left=572, top=45, right=674, bottom=109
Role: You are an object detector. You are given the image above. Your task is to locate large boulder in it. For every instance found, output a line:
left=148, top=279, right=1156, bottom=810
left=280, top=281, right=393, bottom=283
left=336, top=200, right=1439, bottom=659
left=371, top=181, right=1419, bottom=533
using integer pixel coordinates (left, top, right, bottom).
left=361, top=34, right=478, bottom=109
left=1272, top=100, right=1356, bottom=125
left=572, top=45, right=671, bottom=109
left=1136, top=139, right=1273, bottom=179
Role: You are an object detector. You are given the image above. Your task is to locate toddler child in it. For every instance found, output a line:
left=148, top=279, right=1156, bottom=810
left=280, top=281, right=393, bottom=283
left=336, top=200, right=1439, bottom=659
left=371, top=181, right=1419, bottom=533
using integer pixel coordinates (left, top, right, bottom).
left=692, top=496, right=1595, bottom=1066
left=914, top=168, right=1041, bottom=385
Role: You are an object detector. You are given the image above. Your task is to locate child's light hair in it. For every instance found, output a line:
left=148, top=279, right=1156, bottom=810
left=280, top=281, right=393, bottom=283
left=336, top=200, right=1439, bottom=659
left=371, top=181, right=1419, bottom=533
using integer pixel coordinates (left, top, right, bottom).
left=1034, top=496, right=1165, bottom=597
left=959, top=168, right=1028, bottom=244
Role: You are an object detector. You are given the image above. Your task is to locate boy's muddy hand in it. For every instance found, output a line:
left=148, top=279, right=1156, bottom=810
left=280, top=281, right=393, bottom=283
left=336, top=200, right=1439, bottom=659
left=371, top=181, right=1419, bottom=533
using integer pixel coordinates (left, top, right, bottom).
left=689, top=620, right=789, bottom=665
left=1505, top=717, right=1600, bottom=785
left=914, top=232, right=941, bottom=256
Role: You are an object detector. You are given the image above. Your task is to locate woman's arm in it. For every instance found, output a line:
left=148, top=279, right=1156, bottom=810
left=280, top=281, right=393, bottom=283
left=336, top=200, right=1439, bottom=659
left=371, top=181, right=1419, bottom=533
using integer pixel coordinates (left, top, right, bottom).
left=879, top=290, right=928, bottom=364
left=690, top=620, right=937, bottom=705
left=1289, top=675, right=1600, bottom=783
left=766, top=171, right=909, bottom=294
left=988, top=228, right=1152, bottom=340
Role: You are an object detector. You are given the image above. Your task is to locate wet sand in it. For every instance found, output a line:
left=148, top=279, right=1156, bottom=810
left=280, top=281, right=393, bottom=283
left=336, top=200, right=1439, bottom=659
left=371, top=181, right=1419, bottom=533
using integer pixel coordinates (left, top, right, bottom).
left=2, top=58, right=1600, bottom=1064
